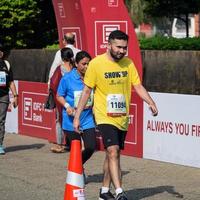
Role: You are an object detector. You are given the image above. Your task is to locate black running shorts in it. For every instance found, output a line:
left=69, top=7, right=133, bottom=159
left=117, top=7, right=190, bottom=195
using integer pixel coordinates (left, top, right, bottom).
left=97, top=124, right=127, bottom=150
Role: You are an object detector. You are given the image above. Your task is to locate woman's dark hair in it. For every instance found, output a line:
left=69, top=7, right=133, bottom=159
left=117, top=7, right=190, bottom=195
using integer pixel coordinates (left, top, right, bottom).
left=61, top=47, right=74, bottom=64
left=75, top=51, right=91, bottom=64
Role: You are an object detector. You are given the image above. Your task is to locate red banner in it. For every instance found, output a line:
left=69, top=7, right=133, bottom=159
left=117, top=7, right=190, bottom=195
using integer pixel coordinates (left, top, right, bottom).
left=18, top=81, right=56, bottom=141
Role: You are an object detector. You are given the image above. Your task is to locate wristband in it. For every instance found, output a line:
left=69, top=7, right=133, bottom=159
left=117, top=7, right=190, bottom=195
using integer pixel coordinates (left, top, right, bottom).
left=64, top=102, right=70, bottom=109
left=14, top=94, right=18, bottom=97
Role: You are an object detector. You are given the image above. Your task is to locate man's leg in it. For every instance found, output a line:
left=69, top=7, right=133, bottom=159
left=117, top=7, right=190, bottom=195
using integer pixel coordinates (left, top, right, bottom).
left=102, top=154, right=111, bottom=187
left=98, top=124, right=127, bottom=199
left=106, top=145, right=121, bottom=189
left=0, top=95, right=9, bottom=147
left=99, top=146, right=115, bottom=199
left=50, top=108, right=65, bottom=153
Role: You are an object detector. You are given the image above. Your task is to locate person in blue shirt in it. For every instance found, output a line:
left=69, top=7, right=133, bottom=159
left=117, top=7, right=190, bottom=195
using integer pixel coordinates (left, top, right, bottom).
left=57, top=51, right=96, bottom=167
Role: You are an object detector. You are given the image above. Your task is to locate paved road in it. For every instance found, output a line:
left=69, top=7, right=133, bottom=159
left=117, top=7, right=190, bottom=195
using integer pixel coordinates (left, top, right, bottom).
left=0, top=133, right=200, bottom=200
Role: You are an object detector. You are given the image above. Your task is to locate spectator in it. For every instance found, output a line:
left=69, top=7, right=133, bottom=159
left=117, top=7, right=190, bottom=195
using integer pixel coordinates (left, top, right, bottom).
left=0, top=44, right=18, bottom=155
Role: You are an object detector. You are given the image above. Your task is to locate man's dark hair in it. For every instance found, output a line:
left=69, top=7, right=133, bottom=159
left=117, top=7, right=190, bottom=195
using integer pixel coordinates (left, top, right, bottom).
left=108, top=30, right=129, bottom=42
left=75, top=51, right=91, bottom=64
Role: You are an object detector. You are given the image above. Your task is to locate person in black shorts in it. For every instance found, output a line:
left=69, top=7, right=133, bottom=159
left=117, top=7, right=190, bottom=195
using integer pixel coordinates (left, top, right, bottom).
left=73, top=30, right=158, bottom=200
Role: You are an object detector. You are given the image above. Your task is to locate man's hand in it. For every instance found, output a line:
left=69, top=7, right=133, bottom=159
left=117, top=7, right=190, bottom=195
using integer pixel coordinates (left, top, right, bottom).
left=149, top=102, right=158, bottom=116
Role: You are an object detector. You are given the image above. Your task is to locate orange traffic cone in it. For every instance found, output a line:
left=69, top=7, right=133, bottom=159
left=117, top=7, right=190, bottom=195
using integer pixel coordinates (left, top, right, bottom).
left=64, top=140, right=85, bottom=200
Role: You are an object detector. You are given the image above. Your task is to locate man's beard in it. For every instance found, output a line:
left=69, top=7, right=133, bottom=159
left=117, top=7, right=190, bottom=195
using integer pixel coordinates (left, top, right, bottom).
left=110, top=49, right=125, bottom=62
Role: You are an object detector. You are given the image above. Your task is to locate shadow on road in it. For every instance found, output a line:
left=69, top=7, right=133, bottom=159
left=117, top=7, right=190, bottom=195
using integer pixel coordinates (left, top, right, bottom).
left=5, top=143, right=45, bottom=152
left=126, top=185, right=184, bottom=200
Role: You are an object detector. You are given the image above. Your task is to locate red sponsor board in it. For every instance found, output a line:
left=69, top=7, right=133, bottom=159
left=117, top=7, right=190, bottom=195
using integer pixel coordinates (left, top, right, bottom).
left=18, top=81, right=56, bottom=141
left=52, top=0, right=143, bottom=157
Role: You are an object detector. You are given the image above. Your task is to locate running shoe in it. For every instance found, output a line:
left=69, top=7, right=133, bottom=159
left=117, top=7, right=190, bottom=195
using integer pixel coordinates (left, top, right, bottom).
left=99, top=189, right=115, bottom=200
left=0, top=146, right=5, bottom=155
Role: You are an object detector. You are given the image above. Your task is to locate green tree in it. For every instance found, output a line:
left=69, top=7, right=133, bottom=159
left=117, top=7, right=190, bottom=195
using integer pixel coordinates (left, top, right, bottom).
left=0, top=0, right=57, bottom=49
left=143, top=0, right=200, bottom=37
left=125, top=0, right=147, bottom=27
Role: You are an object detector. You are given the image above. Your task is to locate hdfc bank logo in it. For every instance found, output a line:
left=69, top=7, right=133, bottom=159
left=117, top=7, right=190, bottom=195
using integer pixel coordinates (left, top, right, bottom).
left=95, top=21, right=128, bottom=56
left=23, top=97, right=44, bottom=123
left=22, top=92, right=52, bottom=129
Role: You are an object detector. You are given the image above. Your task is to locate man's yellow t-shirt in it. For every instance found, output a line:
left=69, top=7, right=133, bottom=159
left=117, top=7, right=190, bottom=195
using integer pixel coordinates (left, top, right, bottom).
left=84, top=53, right=141, bottom=131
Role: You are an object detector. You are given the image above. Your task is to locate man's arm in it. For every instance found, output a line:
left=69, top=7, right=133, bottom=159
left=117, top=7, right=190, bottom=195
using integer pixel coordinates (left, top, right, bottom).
left=134, top=84, right=158, bottom=116
left=73, top=85, right=92, bottom=132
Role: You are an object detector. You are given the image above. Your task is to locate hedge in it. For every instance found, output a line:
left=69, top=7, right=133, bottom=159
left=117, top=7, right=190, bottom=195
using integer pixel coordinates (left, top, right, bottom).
left=139, top=36, right=200, bottom=50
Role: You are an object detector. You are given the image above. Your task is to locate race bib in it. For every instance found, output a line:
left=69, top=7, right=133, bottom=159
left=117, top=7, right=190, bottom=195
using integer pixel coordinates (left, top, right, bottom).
left=0, top=71, right=6, bottom=87
left=74, top=90, right=93, bottom=109
left=107, top=94, right=126, bottom=116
